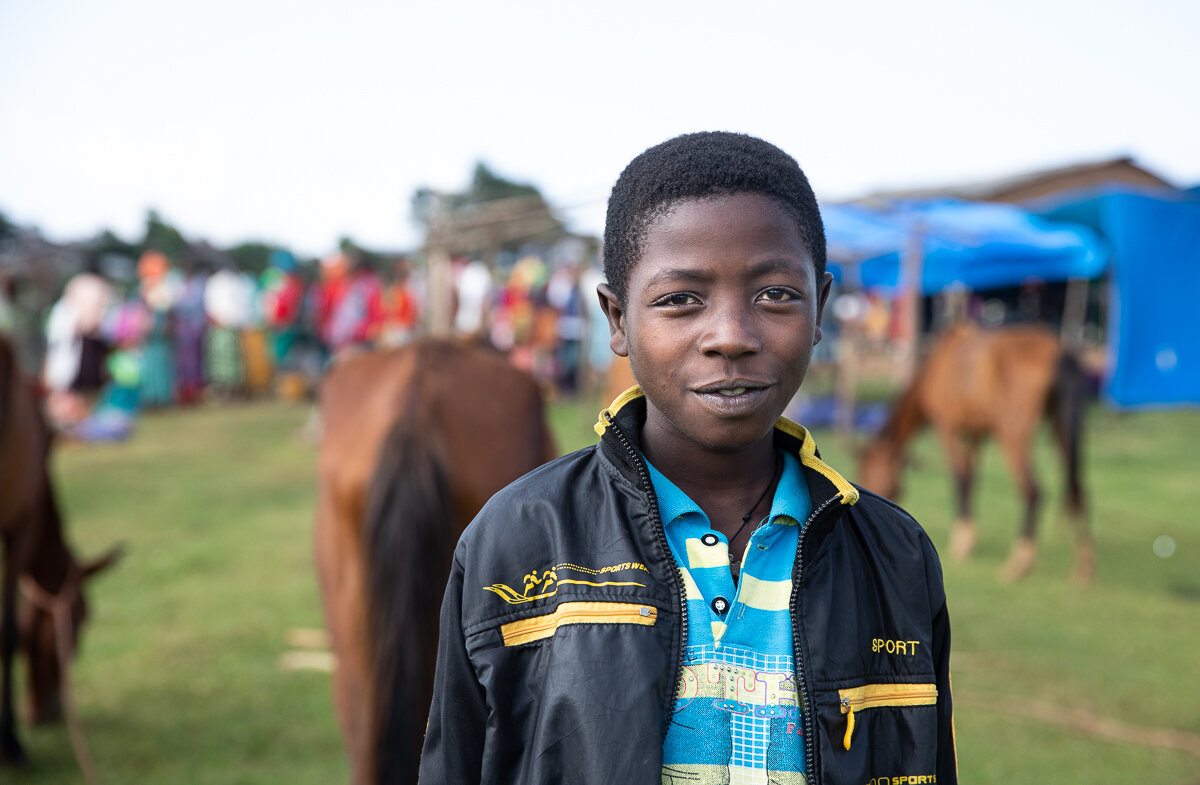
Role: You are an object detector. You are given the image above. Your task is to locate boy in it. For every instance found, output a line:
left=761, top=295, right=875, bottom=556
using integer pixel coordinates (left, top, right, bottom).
left=420, top=132, right=956, bottom=785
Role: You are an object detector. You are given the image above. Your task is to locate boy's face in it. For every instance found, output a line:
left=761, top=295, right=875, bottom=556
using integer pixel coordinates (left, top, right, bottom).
left=599, top=193, right=833, bottom=457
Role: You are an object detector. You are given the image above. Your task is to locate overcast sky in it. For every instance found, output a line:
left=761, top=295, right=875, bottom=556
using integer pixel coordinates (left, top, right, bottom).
left=2, top=0, right=1197, bottom=257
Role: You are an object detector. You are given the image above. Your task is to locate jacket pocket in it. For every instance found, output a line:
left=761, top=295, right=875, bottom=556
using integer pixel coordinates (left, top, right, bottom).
left=499, top=601, right=658, bottom=646
left=839, top=682, right=938, bottom=750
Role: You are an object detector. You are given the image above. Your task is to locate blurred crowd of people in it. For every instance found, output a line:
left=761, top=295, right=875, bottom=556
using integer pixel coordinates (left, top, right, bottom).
left=17, top=248, right=615, bottom=442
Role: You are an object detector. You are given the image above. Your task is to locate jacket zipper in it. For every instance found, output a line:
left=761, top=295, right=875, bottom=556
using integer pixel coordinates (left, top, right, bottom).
left=793, top=492, right=845, bottom=783
left=604, top=412, right=689, bottom=737
left=838, top=683, right=939, bottom=750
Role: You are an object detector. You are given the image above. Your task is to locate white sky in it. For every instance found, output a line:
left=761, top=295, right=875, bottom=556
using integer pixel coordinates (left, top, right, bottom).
left=2, top=0, right=1197, bottom=257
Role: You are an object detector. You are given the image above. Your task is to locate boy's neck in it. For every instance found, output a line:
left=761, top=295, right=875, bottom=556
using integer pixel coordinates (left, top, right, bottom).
left=642, top=427, right=780, bottom=535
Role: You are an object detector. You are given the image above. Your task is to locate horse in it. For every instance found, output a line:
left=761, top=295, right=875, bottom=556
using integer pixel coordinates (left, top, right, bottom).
left=857, top=323, right=1092, bottom=582
left=1, top=334, right=121, bottom=768
left=314, top=338, right=557, bottom=785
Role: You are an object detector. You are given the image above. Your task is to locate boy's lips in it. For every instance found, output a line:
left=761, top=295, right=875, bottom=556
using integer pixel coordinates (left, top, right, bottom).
left=692, top=381, right=772, bottom=415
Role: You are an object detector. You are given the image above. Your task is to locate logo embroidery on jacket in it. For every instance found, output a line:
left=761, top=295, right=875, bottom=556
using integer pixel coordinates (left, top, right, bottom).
left=873, top=638, right=922, bottom=655
left=484, top=561, right=649, bottom=604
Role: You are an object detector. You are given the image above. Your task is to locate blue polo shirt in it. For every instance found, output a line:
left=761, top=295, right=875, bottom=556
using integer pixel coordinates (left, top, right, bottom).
left=646, top=450, right=813, bottom=784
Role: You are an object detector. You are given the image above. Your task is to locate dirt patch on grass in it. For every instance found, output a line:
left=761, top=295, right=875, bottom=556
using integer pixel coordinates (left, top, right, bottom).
left=958, top=690, right=1200, bottom=758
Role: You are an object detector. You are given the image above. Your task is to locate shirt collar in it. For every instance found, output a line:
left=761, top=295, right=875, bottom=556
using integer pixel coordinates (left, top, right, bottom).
left=644, top=450, right=810, bottom=528
left=644, top=457, right=703, bottom=525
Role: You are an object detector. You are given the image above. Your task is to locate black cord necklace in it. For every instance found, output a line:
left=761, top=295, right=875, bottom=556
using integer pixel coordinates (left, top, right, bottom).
left=727, top=451, right=783, bottom=558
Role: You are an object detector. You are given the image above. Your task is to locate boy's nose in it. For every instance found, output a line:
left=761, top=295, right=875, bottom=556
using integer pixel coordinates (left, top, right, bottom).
left=698, top=302, right=761, bottom=358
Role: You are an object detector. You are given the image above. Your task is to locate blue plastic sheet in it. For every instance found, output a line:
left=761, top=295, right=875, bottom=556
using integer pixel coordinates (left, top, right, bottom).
left=1101, top=194, right=1200, bottom=407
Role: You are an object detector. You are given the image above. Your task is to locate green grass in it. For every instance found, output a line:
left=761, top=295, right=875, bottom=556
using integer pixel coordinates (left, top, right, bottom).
left=10, top=397, right=1200, bottom=784
left=16, top=401, right=341, bottom=785
left=809, top=405, right=1200, bottom=783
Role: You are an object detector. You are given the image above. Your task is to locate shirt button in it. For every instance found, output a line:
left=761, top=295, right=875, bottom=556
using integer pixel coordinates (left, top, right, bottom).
left=711, top=596, right=729, bottom=615
left=700, top=533, right=720, bottom=546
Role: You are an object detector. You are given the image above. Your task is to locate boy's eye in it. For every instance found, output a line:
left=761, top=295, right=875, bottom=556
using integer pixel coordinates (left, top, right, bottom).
left=652, top=292, right=701, bottom=307
left=757, top=287, right=798, bottom=303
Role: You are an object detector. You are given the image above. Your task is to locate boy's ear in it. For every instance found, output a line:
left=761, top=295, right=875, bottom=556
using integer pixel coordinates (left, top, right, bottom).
left=596, top=283, right=630, bottom=357
left=813, top=271, right=835, bottom=346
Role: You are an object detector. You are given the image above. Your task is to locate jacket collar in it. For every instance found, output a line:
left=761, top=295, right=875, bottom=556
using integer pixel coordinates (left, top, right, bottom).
left=595, top=386, right=859, bottom=512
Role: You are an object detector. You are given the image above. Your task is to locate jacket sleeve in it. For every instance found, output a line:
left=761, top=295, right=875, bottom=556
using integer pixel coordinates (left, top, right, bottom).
left=419, top=551, right=487, bottom=785
left=927, top=542, right=958, bottom=785
left=932, top=598, right=957, bottom=783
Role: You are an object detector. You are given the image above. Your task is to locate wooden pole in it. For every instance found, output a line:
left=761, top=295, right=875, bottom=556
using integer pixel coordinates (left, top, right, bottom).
left=426, top=246, right=453, bottom=337
left=897, top=225, right=925, bottom=382
left=1061, top=277, right=1088, bottom=348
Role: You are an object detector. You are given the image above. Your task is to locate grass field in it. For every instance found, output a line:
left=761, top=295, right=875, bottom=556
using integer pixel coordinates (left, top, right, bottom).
left=10, top=395, right=1200, bottom=784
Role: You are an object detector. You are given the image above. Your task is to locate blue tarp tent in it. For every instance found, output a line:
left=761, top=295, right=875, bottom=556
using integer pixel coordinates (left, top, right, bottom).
left=1037, top=189, right=1200, bottom=408
left=821, top=204, right=908, bottom=288
left=823, top=199, right=1108, bottom=294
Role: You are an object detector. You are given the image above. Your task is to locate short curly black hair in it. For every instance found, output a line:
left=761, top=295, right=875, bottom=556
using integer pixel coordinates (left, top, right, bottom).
left=602, top=131, right=826, bottom=305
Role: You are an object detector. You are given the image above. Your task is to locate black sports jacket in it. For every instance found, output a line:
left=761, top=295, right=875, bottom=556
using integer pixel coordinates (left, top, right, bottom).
left=420, top=391, right=956, bottom=785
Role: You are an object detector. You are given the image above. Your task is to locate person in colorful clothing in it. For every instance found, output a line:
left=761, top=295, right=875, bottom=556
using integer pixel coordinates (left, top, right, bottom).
left=378, top=257, right=421, bottom=348
left=311, top=252, right=348, bottom=358
left=421, top=132, right=955, bottom=785
left=203, top=263, right=255, bottom=399
left=136, top=250, right=180, bottom=408
left=63, top=257, right=114, bottom=396
left=453, top=257, right=492, bottom=342
left=259, top=249, right=306, bottom=365
left=173, top=259, right=210, bottom=405
left=547, top=262, right=585, bottom=396
left=315, top=251, right=384, bottom=359
left=73, top=283, right=152, bottom=441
